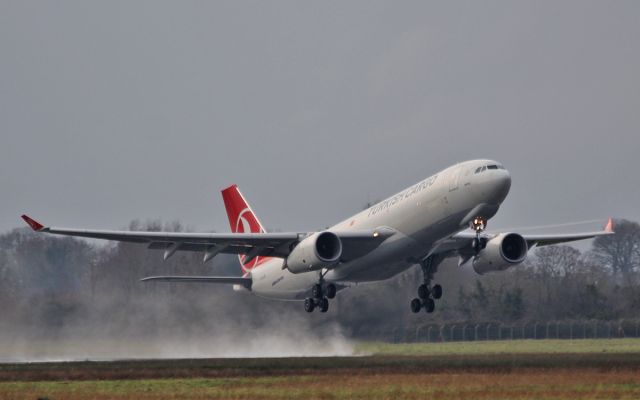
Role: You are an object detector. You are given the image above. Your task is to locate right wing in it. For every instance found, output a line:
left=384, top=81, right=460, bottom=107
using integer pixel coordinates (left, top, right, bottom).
left=431, top=218, right=614, bottom=262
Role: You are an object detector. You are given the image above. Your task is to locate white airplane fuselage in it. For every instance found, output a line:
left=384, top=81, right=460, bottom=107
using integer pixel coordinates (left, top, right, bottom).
left=248, top=159, right=511, bottom=300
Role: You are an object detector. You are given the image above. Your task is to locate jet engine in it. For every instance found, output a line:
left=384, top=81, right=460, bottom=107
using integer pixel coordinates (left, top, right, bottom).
left=286, top=231, right=342, bottom=274
left=472, top=233, right=528, bottom=275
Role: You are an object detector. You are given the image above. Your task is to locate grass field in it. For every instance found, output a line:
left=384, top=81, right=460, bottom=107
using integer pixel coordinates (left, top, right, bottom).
left=356, top=338, right=640, bottom=356
left=2, top=339, right=640, bottom=399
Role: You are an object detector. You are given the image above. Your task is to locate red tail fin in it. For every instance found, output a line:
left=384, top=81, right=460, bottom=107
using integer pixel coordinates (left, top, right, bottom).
left=221, top=185, right=268, bottom=273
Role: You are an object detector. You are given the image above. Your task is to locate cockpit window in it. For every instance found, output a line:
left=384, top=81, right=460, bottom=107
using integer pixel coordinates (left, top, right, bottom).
left=476, top=164, right=506, bottom=173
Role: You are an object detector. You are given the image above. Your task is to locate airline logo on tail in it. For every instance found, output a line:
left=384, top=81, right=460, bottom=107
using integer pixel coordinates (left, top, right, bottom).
left=221, top=185, right=271, bottom=273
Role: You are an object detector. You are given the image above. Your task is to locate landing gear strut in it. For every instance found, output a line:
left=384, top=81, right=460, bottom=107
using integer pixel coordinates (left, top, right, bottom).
left=471, top=216, right=487, bottom=253
left=304, top=270, right=336, bottom=313
left=410, top=255, right=444, bottom=314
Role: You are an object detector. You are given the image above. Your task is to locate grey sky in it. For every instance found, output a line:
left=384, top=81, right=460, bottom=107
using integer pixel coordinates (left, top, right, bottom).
left=1, top=1, right=639, bottom=235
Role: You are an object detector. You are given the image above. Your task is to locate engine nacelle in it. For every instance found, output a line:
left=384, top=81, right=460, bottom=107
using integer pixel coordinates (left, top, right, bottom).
left=472, top=233, right=528, bottom=275
left=286, top=231, right=342, bottom=274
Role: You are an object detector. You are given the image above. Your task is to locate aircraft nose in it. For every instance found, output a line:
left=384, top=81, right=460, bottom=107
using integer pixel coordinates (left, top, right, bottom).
left=486, top=169, right=511, bottom=204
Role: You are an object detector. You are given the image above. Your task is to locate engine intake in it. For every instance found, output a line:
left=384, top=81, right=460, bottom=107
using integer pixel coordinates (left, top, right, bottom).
left=286, top=231, right=342, bottom=274
left=472, top=233, right=528, bottom=275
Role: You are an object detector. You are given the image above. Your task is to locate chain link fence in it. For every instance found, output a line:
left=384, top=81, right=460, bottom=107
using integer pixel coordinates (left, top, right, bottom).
left=355, top=320, right=640, bottom=343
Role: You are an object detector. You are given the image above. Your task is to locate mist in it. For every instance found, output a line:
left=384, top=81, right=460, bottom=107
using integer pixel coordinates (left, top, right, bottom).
left=0, top=223, right=355, bottom=362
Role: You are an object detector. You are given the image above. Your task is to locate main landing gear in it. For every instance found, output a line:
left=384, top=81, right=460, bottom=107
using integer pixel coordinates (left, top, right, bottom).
left=410, top=255, right=444, bottom=314
left=304, top=272, right=336, bottom=313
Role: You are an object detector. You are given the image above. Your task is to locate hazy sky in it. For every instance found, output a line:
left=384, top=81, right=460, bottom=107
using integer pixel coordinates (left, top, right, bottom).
left=1, top=1, right=639, bottom=235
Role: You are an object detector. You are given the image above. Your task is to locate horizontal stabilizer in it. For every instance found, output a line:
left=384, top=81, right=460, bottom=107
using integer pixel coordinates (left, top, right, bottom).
left=140, top=276, right=252, bottom=289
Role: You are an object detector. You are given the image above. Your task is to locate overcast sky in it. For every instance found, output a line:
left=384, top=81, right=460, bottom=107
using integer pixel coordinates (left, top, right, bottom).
left=1, top=1, right=638, bottom=235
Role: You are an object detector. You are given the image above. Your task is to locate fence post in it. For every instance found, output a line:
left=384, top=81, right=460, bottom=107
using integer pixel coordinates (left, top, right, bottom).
left=534, top=322, right=538, bottom=339
left=427, top=326, right=433, bottom=342
left=440, top=324, right=445, bottom=342
left=569, top=321, right=573, bottom=340
left=474, top=324, right=480, bottom=341
left=546, top=321, right=551, bottom=339
left=450, top=325, right=456, bottom=342
left=556, top=321, right=561, bottom=339
left=522, top=323, right=526, bottom=339
left=486, top=323, right=491, bottom=341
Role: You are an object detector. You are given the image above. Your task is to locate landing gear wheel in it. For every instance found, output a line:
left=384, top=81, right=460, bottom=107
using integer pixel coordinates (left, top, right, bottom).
left=418, top=284, right=430, bottom=299
left=304, top=298, right=315, bottom=313
left=432, top=284, right=443, bottom=300
left=312, top=284, right=323, bottom=299
left=319, top=297, right=329, bottom=313
left=325, top=284, right=337, bottom=299
left=410, top=298, right=422, bottom=313
left=424, top=298, right=435, bottom=313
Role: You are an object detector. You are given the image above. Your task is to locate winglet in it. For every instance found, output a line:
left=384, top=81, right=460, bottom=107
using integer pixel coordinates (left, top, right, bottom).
left=604, top=218, right=614, bottom=233
left=21, top=215, right=45, bottom=231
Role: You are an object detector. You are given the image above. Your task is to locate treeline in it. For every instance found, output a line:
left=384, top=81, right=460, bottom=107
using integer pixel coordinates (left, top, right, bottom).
left=0, top=219, right=639, bottom=340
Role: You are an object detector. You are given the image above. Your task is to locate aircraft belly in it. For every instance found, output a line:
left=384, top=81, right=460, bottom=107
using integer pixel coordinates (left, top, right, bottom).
left=330, top=234, right=425, bottom=282
left=250, top=262, right=316, bottom=300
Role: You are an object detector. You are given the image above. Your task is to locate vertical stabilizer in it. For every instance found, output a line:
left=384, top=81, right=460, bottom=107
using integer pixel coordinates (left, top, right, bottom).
left=221, top=185, right=268, bottom=273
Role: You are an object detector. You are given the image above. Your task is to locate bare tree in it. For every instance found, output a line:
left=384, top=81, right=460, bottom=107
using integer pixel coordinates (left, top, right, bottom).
left=591, top=219, right=640, bottom=275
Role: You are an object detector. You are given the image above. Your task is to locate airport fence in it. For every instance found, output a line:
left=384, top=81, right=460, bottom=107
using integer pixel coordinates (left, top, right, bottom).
left=357, top=320, right=640, bottom=343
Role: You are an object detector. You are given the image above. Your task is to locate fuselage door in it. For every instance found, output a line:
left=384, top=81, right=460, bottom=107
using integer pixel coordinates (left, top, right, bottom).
left=448, top=166, right=462, bottom=192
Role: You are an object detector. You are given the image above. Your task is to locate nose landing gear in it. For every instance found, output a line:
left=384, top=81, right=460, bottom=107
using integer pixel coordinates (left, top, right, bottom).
left=471, top=216, right=487, bottom=253
left=410, top=255, right=444, bottom=314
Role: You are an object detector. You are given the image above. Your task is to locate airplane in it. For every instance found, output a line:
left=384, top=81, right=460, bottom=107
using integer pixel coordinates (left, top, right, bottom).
left=21, top=159, right=614, bottom=314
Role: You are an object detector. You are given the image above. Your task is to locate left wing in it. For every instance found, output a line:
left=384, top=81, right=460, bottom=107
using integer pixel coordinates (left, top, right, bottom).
left=20, top=215, right=395, bottom=263
left=22, top=215, right=299, bottom=260
left=140, top=276, right=252, bottom=288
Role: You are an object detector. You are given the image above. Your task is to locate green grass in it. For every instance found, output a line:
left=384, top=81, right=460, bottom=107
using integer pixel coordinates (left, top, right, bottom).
left=357, top=338, right=640, bottom=356
left=3, top=339, right=640, bottom=399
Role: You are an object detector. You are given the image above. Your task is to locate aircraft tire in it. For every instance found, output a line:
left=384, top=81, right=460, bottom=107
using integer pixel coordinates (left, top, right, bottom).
left=326, top=284, right=337, bottom=299
left=410, top=298, right=422, bottom=313
left=432, top=284, right=443, bottom=299
left=304, top=298, right=315, bottom=312
left=418, top=284, right=429, bottom=299
left=319, top=297, right=329, bottom=313
left=312, top=284, right=323, bottom=299
left=424, top=298, right=435, bottom=313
